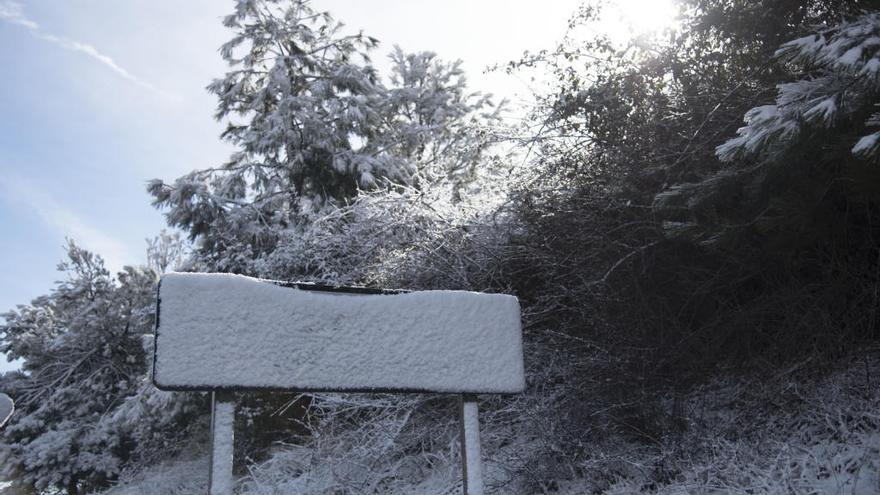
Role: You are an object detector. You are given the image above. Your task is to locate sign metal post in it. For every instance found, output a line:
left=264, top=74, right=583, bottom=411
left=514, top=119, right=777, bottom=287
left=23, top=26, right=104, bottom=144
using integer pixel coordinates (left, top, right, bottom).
left=459, top=394, right=483, bottom=495
left=208, top=392, right=235, bottom=495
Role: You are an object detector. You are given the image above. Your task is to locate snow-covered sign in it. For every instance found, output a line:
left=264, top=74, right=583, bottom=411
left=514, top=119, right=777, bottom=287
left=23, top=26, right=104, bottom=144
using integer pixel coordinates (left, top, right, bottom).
left=153, top=272, right=524, bottom=495
left=0, top=393, right=13, bottom=429
left=153, top=272, right=525, bottom=394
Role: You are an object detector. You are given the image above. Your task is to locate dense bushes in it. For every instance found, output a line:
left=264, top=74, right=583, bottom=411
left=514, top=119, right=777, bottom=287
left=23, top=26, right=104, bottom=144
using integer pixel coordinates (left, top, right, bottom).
left=493, top=0, right=880, bottom=488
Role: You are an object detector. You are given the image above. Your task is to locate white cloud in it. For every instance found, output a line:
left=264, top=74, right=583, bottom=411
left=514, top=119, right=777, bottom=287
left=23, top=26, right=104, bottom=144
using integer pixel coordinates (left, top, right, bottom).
left=0, top=0, right=36, bottom=29
left=0, top=0, right=165, bottom=95
left=0, top=175, right=135, bottom=272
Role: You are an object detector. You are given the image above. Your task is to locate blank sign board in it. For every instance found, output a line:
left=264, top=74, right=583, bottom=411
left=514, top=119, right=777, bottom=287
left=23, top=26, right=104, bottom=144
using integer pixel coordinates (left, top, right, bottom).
left=153, top=273, right=525, bottom=394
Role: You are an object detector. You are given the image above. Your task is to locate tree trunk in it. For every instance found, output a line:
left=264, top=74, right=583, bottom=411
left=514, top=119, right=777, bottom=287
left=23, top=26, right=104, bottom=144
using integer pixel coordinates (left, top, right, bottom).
left=67, top=475, right=78, bottom=495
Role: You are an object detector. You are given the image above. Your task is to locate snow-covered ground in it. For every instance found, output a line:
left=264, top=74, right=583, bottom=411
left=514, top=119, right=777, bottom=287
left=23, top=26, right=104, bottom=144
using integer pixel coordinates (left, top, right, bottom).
left=89, top=355, right=880, bottom=494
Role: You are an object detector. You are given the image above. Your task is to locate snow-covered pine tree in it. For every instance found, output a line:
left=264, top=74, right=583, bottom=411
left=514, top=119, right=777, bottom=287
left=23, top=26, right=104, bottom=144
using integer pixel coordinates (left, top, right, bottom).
left=380, top=46, right=504, bottom=199
left=0, top=242, right=156, bottom=495
left=148, top=0, right=385, bottom=270
left=148, top=0, right=504, bottom=274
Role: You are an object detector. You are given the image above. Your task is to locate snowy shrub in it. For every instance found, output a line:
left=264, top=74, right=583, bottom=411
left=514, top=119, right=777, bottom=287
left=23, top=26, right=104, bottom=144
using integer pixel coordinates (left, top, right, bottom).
left=252, top=178, right=515, bottom=291
left=648, top=357, right=880, bottom=494
left=99, top=453, right=209, bottom=495
left=232, top=350, right=543, bottom=493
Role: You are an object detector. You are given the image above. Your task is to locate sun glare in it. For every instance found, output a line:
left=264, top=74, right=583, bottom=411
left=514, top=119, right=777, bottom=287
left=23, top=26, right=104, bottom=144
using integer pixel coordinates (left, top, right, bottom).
left=605, top=0, right=679, bottom=42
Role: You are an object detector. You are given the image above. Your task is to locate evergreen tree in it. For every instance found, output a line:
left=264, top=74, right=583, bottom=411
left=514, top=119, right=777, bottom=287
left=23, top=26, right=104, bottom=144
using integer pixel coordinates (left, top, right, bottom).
left=380, top=47, right=503, bottom=199
left=717, top=12, right=880, bottom=162
left=148, top=0, right=384, bottom=270
left=148, top=0, right=503, bottom=274
left=0, top=242, right=156, bottom=495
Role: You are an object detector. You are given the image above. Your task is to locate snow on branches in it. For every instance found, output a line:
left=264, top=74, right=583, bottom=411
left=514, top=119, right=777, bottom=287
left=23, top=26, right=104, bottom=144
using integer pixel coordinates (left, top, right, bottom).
left=717, top=12, right=880, bottom=162
left=149, top=0, right=504, bottom=274
left=0, top=242, right=158, bottom=494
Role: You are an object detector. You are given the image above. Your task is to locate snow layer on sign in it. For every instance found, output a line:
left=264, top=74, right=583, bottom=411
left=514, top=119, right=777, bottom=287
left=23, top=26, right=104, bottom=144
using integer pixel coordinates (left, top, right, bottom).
left=153, top=273, right=525, bottom=394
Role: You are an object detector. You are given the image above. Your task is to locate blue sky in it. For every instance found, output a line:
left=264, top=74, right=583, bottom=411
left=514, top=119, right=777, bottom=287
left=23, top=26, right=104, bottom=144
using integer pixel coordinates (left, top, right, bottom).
left=0, top=0, right=581, bottom=371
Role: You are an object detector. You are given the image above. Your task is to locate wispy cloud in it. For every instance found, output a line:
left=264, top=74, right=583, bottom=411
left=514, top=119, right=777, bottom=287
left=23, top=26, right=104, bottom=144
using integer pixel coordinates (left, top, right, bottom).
left=0, top=0, right=164, bottom=95
left=0, top=174, right=136, bottom=272
left=0, top=0, right=36, bottom=29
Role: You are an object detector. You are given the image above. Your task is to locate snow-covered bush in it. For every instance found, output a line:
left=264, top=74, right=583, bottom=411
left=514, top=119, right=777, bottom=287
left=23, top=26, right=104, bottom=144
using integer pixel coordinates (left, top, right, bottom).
left=232, top=337, right=575, bottom=494
left=641, top=357, right=880, bottom=494
left=99, top=453, right=208, bottom=495
left=253, top=178, right=514, bottom=291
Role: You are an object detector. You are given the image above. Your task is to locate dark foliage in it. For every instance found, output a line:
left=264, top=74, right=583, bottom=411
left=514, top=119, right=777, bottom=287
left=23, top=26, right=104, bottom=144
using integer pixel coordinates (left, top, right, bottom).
left=501, top=1, right=880, bottom=486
